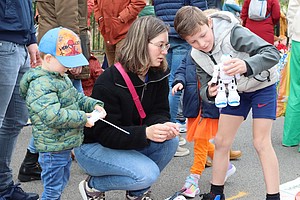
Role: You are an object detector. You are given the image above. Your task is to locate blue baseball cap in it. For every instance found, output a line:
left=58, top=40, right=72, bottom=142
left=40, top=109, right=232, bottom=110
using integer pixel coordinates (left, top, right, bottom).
left=39, top=27, right=88, bottom=68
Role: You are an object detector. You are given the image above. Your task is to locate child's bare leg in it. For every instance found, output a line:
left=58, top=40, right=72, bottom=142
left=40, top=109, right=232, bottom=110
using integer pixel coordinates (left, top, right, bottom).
left=212, top=114, right=243, bottom=185
left=253, top=118, right=280, bottom=194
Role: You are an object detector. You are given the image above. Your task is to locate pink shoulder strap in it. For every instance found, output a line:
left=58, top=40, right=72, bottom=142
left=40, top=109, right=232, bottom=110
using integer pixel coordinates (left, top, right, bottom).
left=115, top=62, right=146, bottom=120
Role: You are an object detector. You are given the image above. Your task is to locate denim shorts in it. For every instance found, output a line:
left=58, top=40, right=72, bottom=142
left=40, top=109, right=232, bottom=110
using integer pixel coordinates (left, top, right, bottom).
left=221, top=84, right=277, bottom=120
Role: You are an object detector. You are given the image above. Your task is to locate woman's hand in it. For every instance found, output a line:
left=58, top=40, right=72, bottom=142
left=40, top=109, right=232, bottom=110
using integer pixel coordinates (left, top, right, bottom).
left=164, top=122, right=180, bottom=140
left=68, top=66, right=82, bottom=76
left=146, top=123, right=180, bottom=142
left=171, top=83, right=183, bottom=95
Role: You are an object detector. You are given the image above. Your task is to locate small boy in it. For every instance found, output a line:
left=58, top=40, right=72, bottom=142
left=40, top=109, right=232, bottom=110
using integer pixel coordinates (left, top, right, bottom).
left=20, top=27, right=106, bottom=200
left=174, top=7, right=281, bottom=200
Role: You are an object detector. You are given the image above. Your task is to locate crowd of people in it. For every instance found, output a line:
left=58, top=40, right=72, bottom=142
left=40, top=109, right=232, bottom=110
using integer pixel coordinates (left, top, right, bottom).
left=0, top=0, right=298, bottom=200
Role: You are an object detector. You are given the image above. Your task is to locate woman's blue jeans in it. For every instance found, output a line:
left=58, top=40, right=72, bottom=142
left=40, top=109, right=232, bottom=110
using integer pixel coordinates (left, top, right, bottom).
left=0, top=41, right=29, bottom=192
left=74, top=137, right=178, bottom=197
left=167, top=38, right=191, bottom=123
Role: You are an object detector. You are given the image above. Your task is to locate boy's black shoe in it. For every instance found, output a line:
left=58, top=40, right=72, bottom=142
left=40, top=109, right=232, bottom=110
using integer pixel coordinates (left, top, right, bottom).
left=199, top=192, right=225, bottom=200
left=0, top=183, right=39, bottom=200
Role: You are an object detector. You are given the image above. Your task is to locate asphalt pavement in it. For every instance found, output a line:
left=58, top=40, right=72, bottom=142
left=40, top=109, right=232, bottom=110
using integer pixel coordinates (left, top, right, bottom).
left=11, top=116, right=300, bottom=199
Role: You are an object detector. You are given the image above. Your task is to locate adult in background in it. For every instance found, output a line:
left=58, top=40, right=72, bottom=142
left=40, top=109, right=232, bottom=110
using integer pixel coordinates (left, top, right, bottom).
left=283, top=0, right=300, bottom=151
left=240, top=0, right=281, bottom=44
left=94, top=0, right=146, bottom=66
left=0, top=0, right=41, bottom=199
left=75, top=16, right=179, bottom=200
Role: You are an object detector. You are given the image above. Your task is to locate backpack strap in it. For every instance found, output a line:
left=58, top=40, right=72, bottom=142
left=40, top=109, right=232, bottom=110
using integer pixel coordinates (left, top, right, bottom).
left=115, top=62, right=146, bottom=122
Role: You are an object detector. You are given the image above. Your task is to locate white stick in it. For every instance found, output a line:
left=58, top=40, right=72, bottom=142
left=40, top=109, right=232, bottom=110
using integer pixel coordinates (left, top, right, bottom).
left=99, top=118, right=130, bottom=135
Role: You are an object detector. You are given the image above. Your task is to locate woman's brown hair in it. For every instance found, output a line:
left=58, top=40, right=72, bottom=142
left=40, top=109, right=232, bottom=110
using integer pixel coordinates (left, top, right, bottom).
left=117, top=16, right=169, bottom=75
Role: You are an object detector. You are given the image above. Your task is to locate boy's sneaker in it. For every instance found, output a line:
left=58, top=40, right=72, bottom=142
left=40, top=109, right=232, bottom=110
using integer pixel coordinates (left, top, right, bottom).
left=174, top=146, right=190, bottom=157
left=79, top=179, right=105, bottom=200
left=182, top=174, right=200, bottom=198
left=225, top=163, right=236, bottom=181
left=0, top=183, right=39, bottom=200
left=126, top=190, right=153, bottom=200
left=199, top=193, right=225, bottom=200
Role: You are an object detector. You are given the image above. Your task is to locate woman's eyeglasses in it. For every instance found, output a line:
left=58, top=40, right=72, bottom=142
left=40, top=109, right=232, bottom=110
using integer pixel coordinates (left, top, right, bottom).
left=149, top=41, right=170, bottom=51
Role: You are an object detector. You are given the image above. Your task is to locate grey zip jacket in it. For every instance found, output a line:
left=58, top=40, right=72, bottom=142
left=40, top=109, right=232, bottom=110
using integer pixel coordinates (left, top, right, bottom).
left=191, top=11, right=280, bottom=103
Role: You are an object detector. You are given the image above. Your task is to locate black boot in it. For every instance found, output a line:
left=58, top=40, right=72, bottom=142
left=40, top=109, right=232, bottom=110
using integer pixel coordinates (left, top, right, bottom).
left=18, top=150, right=42, bottom=182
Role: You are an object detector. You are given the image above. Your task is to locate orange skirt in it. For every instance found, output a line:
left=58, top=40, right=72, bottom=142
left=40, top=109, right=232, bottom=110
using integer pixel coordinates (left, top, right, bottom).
left=186, top=113, right=219, bottom=142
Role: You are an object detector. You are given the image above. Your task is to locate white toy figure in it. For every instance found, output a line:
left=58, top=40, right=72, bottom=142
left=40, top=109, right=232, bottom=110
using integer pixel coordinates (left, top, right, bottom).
left=88, top=110, right=104, bottom=123
left=210, top=54, right=240, bottom=108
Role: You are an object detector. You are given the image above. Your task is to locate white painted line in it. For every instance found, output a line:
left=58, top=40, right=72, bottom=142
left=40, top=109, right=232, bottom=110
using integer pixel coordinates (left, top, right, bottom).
left=280, top=177, right=300, bottom=200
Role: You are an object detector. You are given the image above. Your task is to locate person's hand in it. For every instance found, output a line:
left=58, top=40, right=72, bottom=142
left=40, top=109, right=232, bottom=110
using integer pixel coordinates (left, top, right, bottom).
left=207, top=81, right=218, bottom=97
left=94, top=105, right=107, bottom=119
left=164, top=122, right=180, bottom=140
left=69, top=66, right=82, bottom=76
left=222, top=58, right=247, bottom=76
left=27, top=43, right=42, bottom=68
left=146, top=123, right=178, bottom=142
left=85, top=113, right=94, bottom=127
left=171, top=83, right=183, bottom=96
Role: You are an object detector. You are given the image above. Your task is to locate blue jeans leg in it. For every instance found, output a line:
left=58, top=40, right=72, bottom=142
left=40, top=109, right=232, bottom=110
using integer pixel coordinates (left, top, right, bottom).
left=38, top=150, right=72, bottom=200
left=74, top=137, right=178, bottom=197
left=71, top=79, right=83, bottom=93
left=167, top=38, right=190, bottom=123
left=0, top=41, right=29, bottom=192
left=27, top=137, right=37, bottom=154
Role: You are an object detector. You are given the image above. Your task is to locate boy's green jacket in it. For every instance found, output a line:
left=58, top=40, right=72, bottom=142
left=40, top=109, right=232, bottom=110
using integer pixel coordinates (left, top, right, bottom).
left=20, top=67, right=103, bottom=152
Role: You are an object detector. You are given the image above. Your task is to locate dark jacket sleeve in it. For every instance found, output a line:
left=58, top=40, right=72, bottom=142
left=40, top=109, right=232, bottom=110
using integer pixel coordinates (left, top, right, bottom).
left=172, top=53, right=188, bottom=88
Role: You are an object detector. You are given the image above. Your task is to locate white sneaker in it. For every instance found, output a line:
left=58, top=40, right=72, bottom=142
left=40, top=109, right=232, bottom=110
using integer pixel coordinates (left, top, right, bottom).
left=225, top=163, right=236, bottom=181
left=178, top=135, right=186, bottom=146
left=174, top=146, right=190, bottom=157
left=79, top=179, right=105, bottom=200
left=176, top=123, right=186, bottom=133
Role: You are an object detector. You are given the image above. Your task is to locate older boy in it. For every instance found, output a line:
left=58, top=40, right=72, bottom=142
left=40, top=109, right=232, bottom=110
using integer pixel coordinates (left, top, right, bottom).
left=174, top=7, right=281, bottom=200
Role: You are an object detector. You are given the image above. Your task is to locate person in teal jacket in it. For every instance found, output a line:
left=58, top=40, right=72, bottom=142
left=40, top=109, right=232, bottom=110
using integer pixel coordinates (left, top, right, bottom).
left=20, top=27, right=106, bottom=200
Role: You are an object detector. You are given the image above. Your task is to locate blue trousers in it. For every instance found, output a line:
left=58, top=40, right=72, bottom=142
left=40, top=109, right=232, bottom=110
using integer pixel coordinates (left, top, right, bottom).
left=0, top=41, right=29, bottom=192
left=74, top=137, right=178, bottom=197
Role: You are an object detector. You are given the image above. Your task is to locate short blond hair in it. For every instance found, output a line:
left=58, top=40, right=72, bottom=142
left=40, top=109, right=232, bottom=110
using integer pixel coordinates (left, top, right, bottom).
left=174, top=6, right=209, bottom=39
left=203, top=8, right=220, bottom=16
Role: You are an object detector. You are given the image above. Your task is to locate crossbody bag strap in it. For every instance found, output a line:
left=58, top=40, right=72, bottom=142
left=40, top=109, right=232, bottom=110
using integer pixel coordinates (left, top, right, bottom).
left=115, top=62, right=146, bottom=120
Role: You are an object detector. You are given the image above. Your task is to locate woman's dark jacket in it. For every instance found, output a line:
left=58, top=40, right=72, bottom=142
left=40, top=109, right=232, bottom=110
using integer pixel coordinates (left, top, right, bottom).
left=172, top=52, right=219, bottom=119
left=83, top=65, right=170, bottom=150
